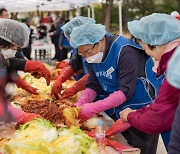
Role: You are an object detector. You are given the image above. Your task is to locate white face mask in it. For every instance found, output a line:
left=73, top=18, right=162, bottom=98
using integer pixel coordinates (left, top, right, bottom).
left=85, top=52, right=103, bottom=63
left=1, top=49, right=17, bottom=59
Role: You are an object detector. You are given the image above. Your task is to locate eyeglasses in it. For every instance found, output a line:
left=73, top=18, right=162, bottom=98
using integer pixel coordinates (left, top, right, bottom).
left=78, top=43, right=98, bottom=56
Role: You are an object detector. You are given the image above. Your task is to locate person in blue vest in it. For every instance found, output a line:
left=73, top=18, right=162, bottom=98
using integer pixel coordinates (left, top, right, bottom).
left=119, top=13, right=180, bottom=150
left=58, top=19, right=71, bottom=61
left=70, top=23, right=164, bottom=154
left=51, top=16, right=96, bottom=99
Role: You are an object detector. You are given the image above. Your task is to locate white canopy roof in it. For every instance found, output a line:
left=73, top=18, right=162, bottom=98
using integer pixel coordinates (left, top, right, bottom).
left=0, top=0, right=101, bottom=12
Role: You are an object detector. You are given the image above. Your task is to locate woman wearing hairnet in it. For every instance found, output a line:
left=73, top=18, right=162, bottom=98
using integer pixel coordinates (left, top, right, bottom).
left=167, top=47, right=180, bottom=154
left=0, top=9, right=46, bottom=94
left=0, top=19, right=51, bottom=94
left=0, top=19, right=49, bottom=123
left=51, top=16, right=96, bottom=99
left=70, top=23, right=164, bottom=153
left=120, top=13, right=180, bottom=149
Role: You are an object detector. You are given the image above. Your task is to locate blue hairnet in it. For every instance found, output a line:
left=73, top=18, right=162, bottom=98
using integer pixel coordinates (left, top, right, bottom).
left=167, top=46, right=180, bottom=89
left=70, top=24, right=107, bottom=49
left=128, top=13, right=180, bottom=46
left=61, top=16, right=96, bottom=38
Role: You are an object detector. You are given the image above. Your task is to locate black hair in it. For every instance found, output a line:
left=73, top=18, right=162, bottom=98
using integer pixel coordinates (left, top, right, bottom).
left=148, top=44, right=156, bottom=50
left=60, top=17, right=65, bottom=21
left=0, top=8, right=7, bottom=16
left=130, top=34, right=156, bottom=50
left=0, top=38, right=14, bottom=49
left=130, top=35, right=140, bottom=44
left=65, top=19, right=70, bottom=24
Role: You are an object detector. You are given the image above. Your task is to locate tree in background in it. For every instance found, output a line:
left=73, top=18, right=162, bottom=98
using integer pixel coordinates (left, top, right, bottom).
left=122, top=0, right=180, bottom=31
left=103, top=0, right=114, bottom=32
left=80, top=0, right=180, bottom=33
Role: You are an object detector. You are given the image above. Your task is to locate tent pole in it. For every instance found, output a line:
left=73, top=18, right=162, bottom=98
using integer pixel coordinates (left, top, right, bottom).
left=69, top=10, right=73, bottom=19
left=88, top=6, right=91, bottom=17
left=91, top=3, right=95, bottom=19
left=119, top=0, right=123, bottom=35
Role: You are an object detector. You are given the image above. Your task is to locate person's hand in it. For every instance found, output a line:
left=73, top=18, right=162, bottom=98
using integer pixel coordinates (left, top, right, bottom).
left=55, top=61, right=68, bottom=69
left=78, top=103, right=97, bottom=120
left=119, top=108, right=134, bottom=122
left=19, top=113, right=43, bottom=124
left=51, top=66, right=75, bottom=99
left=75, top=102, right=83, bottom=107
left=24, top=85, right=38, bottom=94
left=16, top=76, right=38, bottom=94
left=61, top=86, right=76, bottom=99
left=24, top=60, right=50, bottom=86
left=51, top=77, right=62, bottom=99
left=61, top=74, right=89, bottom=100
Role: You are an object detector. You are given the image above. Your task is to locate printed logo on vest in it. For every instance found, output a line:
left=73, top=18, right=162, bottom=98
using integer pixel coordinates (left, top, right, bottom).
left=96, top=71, right=112, bottom=79
left=107, top=67, right=114, bottom=75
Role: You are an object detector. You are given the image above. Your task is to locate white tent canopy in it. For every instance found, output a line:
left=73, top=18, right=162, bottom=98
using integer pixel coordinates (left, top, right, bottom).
left=0, top=0, right=101, bottom=12
left=0, top=0, right=123, bottom=34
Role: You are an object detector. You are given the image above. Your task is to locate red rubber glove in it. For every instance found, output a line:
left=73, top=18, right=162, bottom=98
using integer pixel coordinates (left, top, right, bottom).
left=61, top=74, right=89, bottom=99
left=105, top=119, right=131, bottom=137
left=51, top=65, right=75, bottom=99
left=24, top=60, right=51, bottom=86
left=55, top=61, right=69, bottom=69
left=16, top=76, right=38, bottom=94
left=176, top=15, right=180, bottom=20
left=19, top=112, right=43, bottom=124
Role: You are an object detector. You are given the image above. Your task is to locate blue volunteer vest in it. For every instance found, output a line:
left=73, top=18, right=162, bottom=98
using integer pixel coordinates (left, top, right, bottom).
left=92, top=36, right=164, bottom=118
left=82, top=57, right=89, bottom=74
left=62, top=37, right=70, bottom=47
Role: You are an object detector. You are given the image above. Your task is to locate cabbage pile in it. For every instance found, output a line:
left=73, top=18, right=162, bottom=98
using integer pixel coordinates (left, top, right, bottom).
left=0, top=119, right=98, bottom=154
left=20, top=73, right=53, bottom=98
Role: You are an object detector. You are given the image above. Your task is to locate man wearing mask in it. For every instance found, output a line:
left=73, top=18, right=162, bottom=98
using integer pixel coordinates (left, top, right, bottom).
left=70, top=23, right=164, bottom=154
left=51, top=16, right=96, bottom=99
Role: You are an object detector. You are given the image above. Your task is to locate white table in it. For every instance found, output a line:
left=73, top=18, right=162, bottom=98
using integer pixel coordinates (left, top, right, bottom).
left=31, top=43, right=55, bottom=65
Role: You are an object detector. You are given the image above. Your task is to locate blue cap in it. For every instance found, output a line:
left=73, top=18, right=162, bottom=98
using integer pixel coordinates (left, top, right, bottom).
left=128, top=13, right=180, bottom=46
left=97, top=120, right=104, bottom=126
left=70, top=24, right=107, bottom=49
left=167, top=46, right=180, bottom=89
left=61, top=16, right=96, bottom=38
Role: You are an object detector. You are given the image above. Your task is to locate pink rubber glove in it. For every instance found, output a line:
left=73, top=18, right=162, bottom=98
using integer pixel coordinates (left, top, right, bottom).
left=0, top=99, right=14, bottom=122
left=8, top=103, right=42, bottom=124
left=75, top=88, right=97, bottom=107
left=78, top=90, right=126, bottom=120
left=8, top=103, right=25, bottom=122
